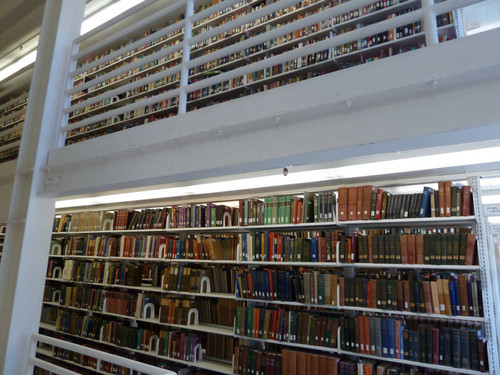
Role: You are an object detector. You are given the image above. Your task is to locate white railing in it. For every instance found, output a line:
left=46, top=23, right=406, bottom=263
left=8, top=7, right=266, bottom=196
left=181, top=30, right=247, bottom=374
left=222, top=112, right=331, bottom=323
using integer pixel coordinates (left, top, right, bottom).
left=0, top=91, right=28, bottom=163
left=29, top=333, right=175, bottom=375
left=57, top=0, right=484, bottom=145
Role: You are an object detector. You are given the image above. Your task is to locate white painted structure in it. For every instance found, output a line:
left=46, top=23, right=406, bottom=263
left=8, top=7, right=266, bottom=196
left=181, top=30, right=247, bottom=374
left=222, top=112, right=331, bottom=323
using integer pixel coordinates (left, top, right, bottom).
left=0, top=0, right=500, bottom=373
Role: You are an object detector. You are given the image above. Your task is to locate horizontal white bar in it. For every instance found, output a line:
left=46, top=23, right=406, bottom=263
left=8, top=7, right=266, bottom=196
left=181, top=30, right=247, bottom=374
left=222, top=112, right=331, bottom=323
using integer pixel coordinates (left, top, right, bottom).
left=188, top=0, right=301, bottom=47
left=76, top=0, right=160, bottom=45
left=67, top=42, right=183, bottom=97
left=0, top=123, right=23, bottom=138
left=64, top=66, right=181, bottom=121
left=72, top=11, right=185, bottom=78
left=29, top=356, right=82, bottom=375
left=32, top=333, right=176, bottom=374
left=0, top=92, right=29, bottom=113
left=0, top=106, right=26, bottom=125
left=188, top=0, right=248, bottom=26
left=0, top=139, right=21, bottom=153
left=61, top=87, right=180, bottom=132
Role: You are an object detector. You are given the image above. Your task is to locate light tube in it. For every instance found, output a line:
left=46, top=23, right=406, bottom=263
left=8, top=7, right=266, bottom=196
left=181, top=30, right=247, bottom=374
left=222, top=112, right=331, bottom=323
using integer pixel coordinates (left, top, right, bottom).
left=56, top=145, right=500, bottom=208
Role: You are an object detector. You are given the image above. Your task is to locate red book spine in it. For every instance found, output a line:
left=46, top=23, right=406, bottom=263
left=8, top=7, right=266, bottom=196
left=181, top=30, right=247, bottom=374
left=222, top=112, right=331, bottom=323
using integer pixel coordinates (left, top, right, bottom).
left=432, top=328, right=440, bottom=364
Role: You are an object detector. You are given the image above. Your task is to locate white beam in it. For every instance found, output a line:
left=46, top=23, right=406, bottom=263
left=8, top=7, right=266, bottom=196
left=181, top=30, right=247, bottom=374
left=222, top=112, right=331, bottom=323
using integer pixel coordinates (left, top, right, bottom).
left=44, top=28, right=500, bottom=196
left=0, top=1, right=85, bottom=374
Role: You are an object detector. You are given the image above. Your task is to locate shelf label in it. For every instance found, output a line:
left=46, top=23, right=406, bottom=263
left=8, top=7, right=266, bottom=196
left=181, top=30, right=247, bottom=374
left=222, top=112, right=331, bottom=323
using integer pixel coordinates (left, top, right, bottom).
left=484, top=204, right=500, bottom=217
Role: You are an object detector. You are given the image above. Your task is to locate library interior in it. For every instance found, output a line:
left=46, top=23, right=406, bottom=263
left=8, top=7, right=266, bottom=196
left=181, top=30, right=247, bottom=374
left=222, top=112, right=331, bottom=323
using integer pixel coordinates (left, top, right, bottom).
left=1, top=0, right=500, bottom=374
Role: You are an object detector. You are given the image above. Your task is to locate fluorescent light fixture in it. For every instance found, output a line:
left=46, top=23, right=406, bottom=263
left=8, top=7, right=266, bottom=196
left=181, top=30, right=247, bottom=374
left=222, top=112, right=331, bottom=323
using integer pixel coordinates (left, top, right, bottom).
left=0, top=0, right=147, bottom=83
left=56, top=145, right=500, bottom=208
left=81, top=0, right=147, bottom=34
left=0, top=50, right=37, bottom=82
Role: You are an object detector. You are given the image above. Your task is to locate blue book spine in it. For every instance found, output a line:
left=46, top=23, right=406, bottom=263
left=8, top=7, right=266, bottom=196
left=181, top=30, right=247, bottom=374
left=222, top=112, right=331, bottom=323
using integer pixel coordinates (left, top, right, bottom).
left=381, top=318, right=389, bottom=358
left=176, top=240, right=182, bottom=259
left=242, top=233, right=247, bottom=261
left=311, top=237, right=318, bottom=262
left=400, top=325, right=405, bottom=359
left=449, top=280, right=457, bottom=315
left=439, top=329, right=445, bottom=365
left=284, top=272, right=290, bottom=300
left=454, top=279, right=461, bottom=315
left=388, top=318, right=396, bottom=358
left=419, top=187, right=431, bottom=217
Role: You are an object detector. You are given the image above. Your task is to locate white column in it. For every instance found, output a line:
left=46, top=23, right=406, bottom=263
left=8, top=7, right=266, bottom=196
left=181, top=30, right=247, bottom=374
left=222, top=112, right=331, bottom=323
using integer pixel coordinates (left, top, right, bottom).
left=178, top=0, right=195, bottom=114
left=0, top=1, right=85, bottom=374
left=422, top=0, right=439, bottom=46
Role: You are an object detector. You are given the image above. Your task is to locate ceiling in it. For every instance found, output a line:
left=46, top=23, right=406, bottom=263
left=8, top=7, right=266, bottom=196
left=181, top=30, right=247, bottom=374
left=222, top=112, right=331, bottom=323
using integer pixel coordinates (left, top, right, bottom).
left=0, top=0, right=121, bottom=96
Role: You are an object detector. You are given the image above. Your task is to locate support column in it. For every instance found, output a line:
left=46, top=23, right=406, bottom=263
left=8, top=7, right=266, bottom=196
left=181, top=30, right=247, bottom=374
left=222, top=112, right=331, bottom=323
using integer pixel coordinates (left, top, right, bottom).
left=422, top=0, right=439, bottom=46
left=0, top=1, right=85, bottom=374
left=178, top=0, right=195, bottom=114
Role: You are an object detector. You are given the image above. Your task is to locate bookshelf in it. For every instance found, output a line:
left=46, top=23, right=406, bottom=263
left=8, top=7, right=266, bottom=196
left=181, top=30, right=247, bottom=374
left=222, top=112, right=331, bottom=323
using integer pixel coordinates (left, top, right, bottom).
left=63, top=0, right=467, bottom=146
left=37, top=176, right=498, bottom=375
left=0, top=92, right=28, bottom=163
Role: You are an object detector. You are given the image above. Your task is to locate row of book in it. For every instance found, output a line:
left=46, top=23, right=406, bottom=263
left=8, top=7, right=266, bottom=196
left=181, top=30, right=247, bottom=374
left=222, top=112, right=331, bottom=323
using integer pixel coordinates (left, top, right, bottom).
left=240, top=230, right=342, bottom=262
left=340, top=231, right=477, bottom=266
left=52, top=182, right=473, bottom=233
left=235, top=268, right=483, bottom=317
left=54, top=310, right=220, bottom=362
left=44, top=283, right=239, bottom=328
left=52, top=234, right=239, bottom=260
left=235, top=306, right=340, bottom=348
left=340, top=272, right=483, bottom=317
left=338, top=183, right=473, bottom=221
left=234, top=345, right=484, bottom=375
left=238, top=191, right=337, bottom=226
left=340, top=316, right=488, bottom=371
left=162, top=265, right=237, bottom=294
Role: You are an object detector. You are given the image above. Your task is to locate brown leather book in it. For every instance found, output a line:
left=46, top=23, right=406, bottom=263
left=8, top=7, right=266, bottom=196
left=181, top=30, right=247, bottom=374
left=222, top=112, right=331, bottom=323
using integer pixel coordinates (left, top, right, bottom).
left=400, top=235, right=408, bottom=264
left=407, top=235, right=416, bottom=264
left=311, top=354, right=319, bottom=375
left=306, top=352, right=312, bottom=375
left=331, top=274, right=338, bottom=306
left=357, top=187, right=363, bottom=220
left=478, top=338, right=488, bottom=372
left=458, top=275, right=470, bottom=316
left=319, top=355, right=327, bottom=375
left=282, top=349, right=289, bottom=375
left=461, top=185, right=472, bottom=216
left=438, top=181, right=446, bottom=217
left=347, top=187, right=358, bottom=220
left=442, top=279, right=452, bottom=315
left=289, top=350, right=298, bottom=375
left=363, top=315, right=371, bottom=354
left=338, top=187, right=348, bottom=221
left=370, top=279, right=377, bottom=309
left=430, top=281, right=441, bottom=314
left=436, top=279, right=446, bottom=314
left=444, top=181, right=452, bottom=217
left=422, top=281, right=433, bottom=314
left=263, top=309, right=272, bottom=339
left=296, top=352, right=307, bottom=375
left=362, top=185, right=375, bottom=220
left=465, top=233, right=476, bottom=266
left=415, top=235, right=424, bottom=264
left=326, top=357, right=339, bottom=375
left=396, top=280, right=404, bottom=311
left=403, top=280, right=411, bottom=312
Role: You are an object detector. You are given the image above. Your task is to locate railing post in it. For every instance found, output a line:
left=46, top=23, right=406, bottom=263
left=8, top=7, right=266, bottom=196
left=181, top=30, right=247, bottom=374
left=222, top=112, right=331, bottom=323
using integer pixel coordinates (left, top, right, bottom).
left=56, top=39, right=81, bottom=149
left=422, top=0, right=439, bottom=46
left=178, top=0, right=195, bottom=114
left=0, top=1, right=85, bottom=374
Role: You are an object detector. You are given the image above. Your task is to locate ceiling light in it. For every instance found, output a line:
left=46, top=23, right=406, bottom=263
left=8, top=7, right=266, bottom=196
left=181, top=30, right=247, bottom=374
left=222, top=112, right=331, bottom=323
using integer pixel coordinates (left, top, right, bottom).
left=0, top=0, right=147, bottom=83
left=0, top=50, right=37, bottom=82
left=81, top=0, right=147, bottom=34
left=55, top=146, right=500, bottom=209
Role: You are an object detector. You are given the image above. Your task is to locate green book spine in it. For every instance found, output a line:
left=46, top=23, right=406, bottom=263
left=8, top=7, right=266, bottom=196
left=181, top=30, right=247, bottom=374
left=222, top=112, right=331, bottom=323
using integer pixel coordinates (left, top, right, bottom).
left=452, top=233, right=460, bottom=265
left=459, top=233, right=467, bottom=265
left=372, top=235, right=379, bottom=263
left=317, top=273, right=325, bottom=305
left=434, top=233, right=441, bottom=265
left=424, top=234, right=432, bottom=264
